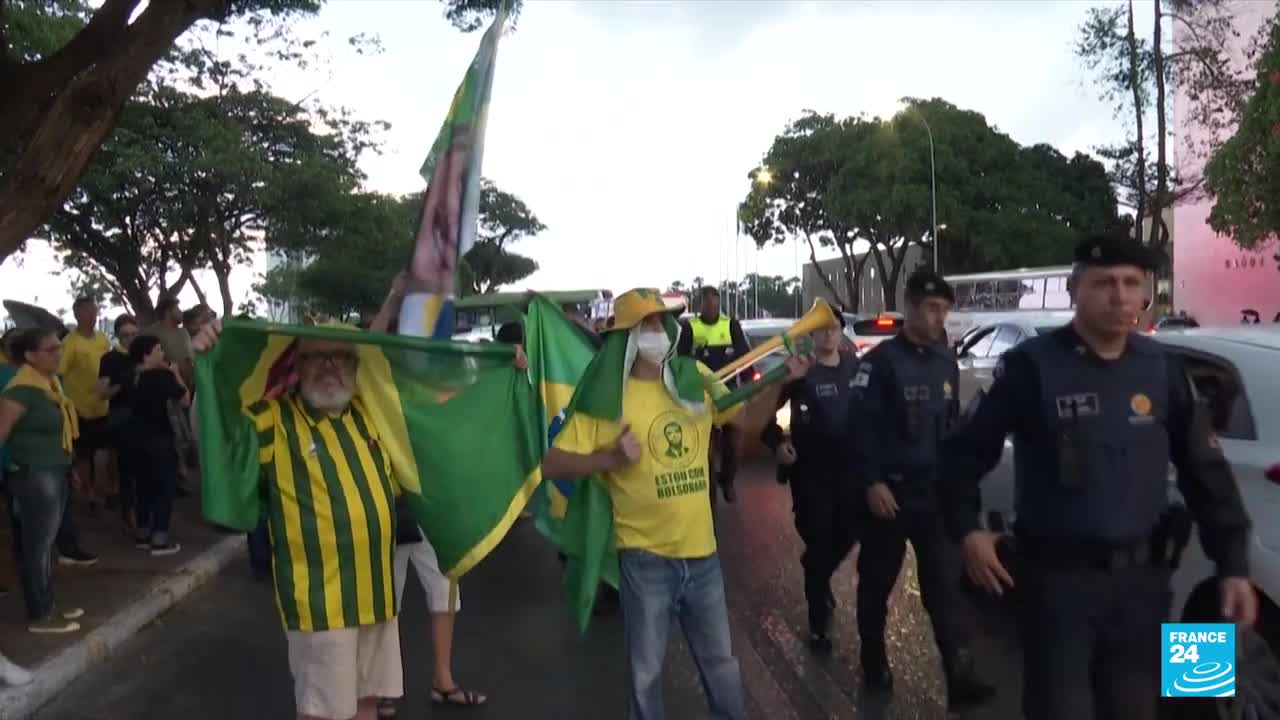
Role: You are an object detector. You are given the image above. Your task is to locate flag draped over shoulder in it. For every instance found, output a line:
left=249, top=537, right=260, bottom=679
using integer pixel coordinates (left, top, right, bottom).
left=195, top=319, right=542, bottom=579
left=400, top=1, right=510, bottom=340
left=524, top=297, right=619, bottom=632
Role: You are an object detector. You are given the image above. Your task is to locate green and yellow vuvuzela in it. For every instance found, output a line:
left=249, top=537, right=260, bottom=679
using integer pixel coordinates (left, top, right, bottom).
left=194, top=320, right=542, bottom=579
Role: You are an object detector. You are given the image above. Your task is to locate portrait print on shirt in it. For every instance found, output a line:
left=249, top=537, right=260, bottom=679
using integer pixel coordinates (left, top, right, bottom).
left=647, top=410, right=707, bottom=500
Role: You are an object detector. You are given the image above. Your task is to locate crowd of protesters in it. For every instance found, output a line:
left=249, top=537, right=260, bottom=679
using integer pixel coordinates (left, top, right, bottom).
left=0, top=297, right=214, bottom=685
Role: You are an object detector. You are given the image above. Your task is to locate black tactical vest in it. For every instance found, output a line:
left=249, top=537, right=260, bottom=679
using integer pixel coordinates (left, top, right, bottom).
left=790, top=354, right=859, bottom=453
left=1013, top=333, right=1171, bottom=543
left=874, top=338, right=956, bottom=472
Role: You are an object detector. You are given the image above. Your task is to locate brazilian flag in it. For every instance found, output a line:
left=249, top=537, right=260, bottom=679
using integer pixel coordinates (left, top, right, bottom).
left=194, top=320, right=542, bottom=579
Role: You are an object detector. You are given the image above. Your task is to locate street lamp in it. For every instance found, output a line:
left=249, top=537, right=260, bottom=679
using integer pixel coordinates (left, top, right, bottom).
left=899, top=98, right=939, bottom=273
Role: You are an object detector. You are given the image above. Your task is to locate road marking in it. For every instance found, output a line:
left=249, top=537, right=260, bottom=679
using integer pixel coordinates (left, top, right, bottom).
left=760, top=610, right=859, bottom=720
left=729, top=609, right=800, bottom=720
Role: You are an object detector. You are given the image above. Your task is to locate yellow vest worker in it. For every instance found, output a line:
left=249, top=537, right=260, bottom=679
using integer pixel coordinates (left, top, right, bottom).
left=675, top=286, right=751, bottom=504
left=676, top=286, right=749, bottom=375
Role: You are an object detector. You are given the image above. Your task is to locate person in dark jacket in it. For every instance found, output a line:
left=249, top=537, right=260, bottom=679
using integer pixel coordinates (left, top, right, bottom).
left=850, top=271, right=995, bottom=711
left=761, top=313, right=860, bottom=649
left=128, top=335, right=188, bottom=555
left=940, top=236, right=1256, bottom=720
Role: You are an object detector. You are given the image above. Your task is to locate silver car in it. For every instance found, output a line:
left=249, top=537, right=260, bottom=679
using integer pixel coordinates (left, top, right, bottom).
left=973, top=325, right=1280, bottom=717
left=955, top=320, right=1064, bottom=409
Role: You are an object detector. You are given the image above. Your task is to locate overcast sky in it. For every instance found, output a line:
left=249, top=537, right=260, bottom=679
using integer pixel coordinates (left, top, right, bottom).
left=1, top=0, right=1127, bottom=319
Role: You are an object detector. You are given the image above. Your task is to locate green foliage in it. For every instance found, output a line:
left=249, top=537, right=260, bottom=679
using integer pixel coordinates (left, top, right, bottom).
left=1205, top=16, right=1280, bottom=257
left=0, top=0, right=516, bottom=268
left=2, top=0, right=92, bottom=60
left=256, top=182, right=546, bottom=318
left=440, top=0, right=521, bottom=33
left=737, top=274, right=801, bottom=319
left=740, top=100, right=1120, bottom=310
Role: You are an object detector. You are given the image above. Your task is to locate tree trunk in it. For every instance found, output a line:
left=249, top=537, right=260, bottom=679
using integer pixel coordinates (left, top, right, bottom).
left=0, top=0, right=222, bottom=266
left=834, top=239, right=860, bottom=313
left=1150, top=0, right=1170, bottom=249
left=804, top=234, right=848, bottom=310
left=868, top=240, right=892, bottom=311
left=215, top=264, right=235, bottom=318
left=1126, top=0, right=1148, bottom=236
left=187, top=272, right=209, bottom=308
left=882, top=238, right=916, bottom=313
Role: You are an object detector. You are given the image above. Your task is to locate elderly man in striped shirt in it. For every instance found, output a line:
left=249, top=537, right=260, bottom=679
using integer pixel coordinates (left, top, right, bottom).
left=195, top=323, right=401, bottom=720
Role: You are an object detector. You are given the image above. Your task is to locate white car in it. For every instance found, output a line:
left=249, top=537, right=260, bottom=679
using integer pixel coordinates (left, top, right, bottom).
left=845, top=312, right=903, bottom=355
left=975, top=325, right=1280, bottom=718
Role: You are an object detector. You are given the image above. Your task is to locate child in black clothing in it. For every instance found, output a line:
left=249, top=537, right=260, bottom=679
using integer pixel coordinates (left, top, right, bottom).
left=128, top=335, right=190, bottom=555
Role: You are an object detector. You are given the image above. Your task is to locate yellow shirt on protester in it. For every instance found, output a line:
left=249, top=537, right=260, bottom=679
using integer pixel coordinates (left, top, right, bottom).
left=554, top=364, right=740, bottom=559
left=58, top=330, right=110, bottom=419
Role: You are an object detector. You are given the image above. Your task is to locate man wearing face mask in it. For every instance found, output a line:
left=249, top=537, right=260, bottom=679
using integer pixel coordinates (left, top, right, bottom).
left=677, top=286, right=750, bottom=503
left=544, top=288, right=809, bottom=720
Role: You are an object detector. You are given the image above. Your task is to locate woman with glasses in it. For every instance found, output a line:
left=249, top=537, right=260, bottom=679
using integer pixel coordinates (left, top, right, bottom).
left=0, top=328, right=85, bottom=634
left=128, top=335, right=190, bottom=555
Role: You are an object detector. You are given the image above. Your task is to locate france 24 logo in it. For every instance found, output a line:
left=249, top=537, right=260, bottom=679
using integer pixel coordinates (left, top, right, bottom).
left=1161, top=623, right=1236, bottom=698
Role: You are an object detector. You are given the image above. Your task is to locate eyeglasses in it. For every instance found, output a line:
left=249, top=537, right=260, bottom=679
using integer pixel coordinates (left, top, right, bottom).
left=299, top=352, right=358, bottom=372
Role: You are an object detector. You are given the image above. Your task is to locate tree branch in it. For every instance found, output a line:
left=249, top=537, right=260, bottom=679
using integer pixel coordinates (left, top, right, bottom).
left=26, top=0, right=144, bottom=89
left=803, top=232, right=846, bottom=310
left=0, top=0, right=225, bottom=265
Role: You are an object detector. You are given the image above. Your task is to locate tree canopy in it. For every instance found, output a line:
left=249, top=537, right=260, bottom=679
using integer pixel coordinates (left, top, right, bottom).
left=740, top=100, right=1120, bottom=312
left=1204, top=15, right=1280, bottom=263
left=0, top=0, right=517, bottom=267
left=255, top=183, right=545, bottom=321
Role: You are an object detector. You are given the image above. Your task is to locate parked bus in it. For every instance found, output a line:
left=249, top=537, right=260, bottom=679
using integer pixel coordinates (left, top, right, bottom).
left=943, top=265, right=1156, bottom=341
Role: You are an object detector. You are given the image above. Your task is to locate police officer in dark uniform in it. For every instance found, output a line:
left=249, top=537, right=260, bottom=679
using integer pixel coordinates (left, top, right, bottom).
left=677, top=286, right=751, bottom=502
left=760, top=313, right=859, bottom=650
left=850, top=270, right=995, bottom=711
left=940, top=235, right=1257, bottom=720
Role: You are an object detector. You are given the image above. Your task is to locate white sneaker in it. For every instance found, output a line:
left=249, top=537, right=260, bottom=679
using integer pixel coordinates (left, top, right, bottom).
left=0, top=655, right=33, bottom=686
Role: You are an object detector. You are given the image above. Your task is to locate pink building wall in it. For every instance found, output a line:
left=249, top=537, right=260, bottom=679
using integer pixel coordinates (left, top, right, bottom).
left=1173, top=1, right=1280, bottom=325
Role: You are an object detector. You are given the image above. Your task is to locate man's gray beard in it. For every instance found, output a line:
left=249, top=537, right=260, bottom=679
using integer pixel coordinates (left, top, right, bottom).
left=301, top=384, right=355, bottom=414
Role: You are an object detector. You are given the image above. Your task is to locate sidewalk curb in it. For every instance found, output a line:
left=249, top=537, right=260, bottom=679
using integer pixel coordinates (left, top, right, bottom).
left=0, top=534, right=246, bottom=720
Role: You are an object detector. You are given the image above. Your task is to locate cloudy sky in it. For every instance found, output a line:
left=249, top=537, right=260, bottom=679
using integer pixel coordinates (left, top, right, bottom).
left=2, top=0, right=1127, bottom=317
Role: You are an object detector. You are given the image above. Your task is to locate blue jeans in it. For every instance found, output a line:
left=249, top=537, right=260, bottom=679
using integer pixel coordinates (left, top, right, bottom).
left=7, top=466, right=71, bottom=620
left=618, top=550, right=746, bottom=720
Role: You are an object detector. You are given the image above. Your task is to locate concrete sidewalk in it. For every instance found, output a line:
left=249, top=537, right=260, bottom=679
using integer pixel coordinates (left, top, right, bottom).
left=0, top=494, right=245, bottom=719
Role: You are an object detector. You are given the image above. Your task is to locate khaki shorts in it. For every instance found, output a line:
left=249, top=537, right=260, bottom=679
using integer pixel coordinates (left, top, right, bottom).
left=394, top=532, right=458, bottom=612
left=286, top=618, right=403, bottom=719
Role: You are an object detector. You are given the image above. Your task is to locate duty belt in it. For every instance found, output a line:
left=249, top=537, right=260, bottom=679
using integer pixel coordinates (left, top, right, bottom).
left=1017, top=536, right=1165, bottom=572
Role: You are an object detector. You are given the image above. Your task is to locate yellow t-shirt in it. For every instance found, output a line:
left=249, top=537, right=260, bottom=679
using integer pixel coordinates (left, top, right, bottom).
left=554, top=364, right=741, bottom=559
left=58, top=330, right=110, bottom=420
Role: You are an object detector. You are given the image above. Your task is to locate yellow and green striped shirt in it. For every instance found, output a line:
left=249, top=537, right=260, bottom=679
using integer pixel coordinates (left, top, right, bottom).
left=247, top=393, right=398, bottom=632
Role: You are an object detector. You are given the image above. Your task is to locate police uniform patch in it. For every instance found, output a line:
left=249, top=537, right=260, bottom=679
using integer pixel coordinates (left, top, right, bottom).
left=1207, top=433, right=1222, bottom=450
left=853, top=362, right=872, bottom=388
left=1090, top=244, right=1102, bottom=259
left=942, top=381, right=953, bottom=400
left=1130, top=393, right=1152, bottom=416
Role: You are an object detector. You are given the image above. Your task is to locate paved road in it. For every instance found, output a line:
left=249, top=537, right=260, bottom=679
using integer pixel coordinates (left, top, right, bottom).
left=37, top=461, right=1025, bottom=719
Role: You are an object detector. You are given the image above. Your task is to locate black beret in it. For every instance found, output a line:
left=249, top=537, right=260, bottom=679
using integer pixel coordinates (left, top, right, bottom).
left=1073, top=235, right=1163, bottom=271
left=905, top=270, right=956, bottom=304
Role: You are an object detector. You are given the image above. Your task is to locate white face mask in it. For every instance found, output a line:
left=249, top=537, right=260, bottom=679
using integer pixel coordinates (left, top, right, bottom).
left=635, top=331, right=671, bottom=364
